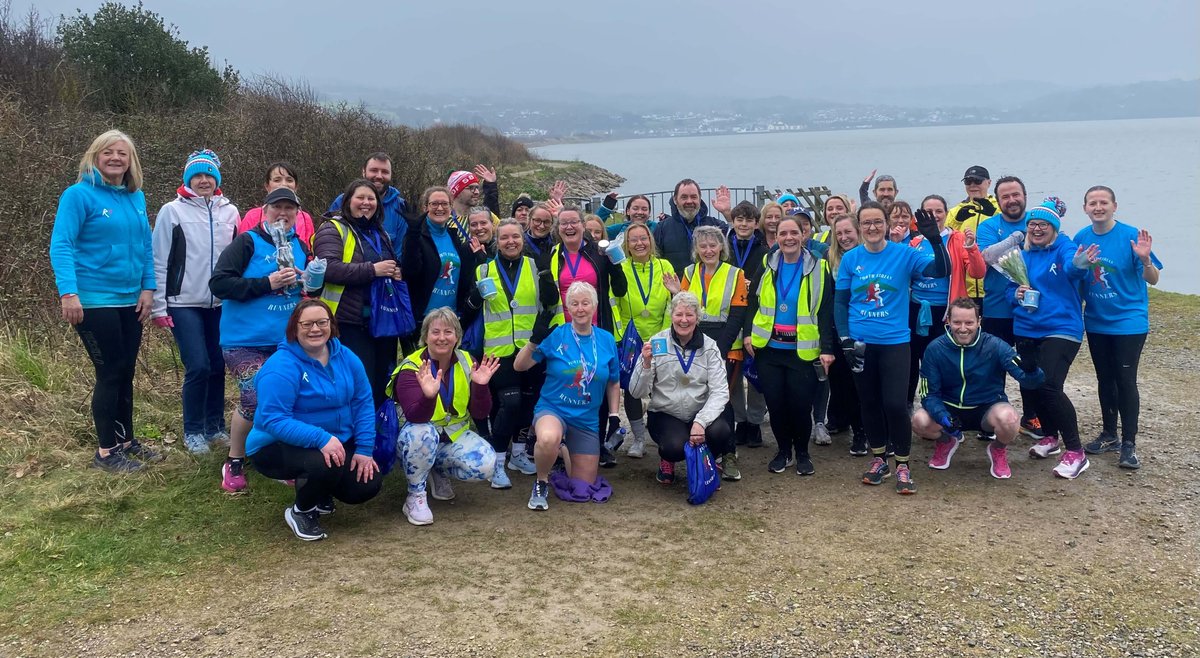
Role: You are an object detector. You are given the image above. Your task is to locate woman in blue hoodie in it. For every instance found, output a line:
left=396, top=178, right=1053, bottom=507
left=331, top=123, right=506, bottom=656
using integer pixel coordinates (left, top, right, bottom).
left=1007, top=202, right=1099, bottom=480
left=50, top=129, right=160, bottom=474
left=247, top=299, right=383, bottom=541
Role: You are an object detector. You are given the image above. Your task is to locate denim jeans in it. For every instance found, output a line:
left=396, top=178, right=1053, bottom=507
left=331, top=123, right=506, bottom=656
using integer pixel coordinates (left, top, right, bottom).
left=168, top=306, right=226, bottom=436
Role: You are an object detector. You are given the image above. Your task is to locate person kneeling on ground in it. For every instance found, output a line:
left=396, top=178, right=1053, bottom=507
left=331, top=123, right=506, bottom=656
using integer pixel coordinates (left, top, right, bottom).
left=629, top=291, right=733, bottom=487
left=247, top=299, right=382, bottom=541
left=390, top=308, right=500, bottom=526
left=515, top=281, right=620, bottom=511
left=911, top=298, right=1044, bottom=479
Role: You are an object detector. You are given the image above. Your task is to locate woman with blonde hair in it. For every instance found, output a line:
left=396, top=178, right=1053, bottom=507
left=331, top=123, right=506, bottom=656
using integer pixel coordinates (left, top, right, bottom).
left=50, top=129, right=160, bottom=473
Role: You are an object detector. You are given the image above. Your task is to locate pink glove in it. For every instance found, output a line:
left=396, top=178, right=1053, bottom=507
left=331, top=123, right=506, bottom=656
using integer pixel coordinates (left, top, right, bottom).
left=153, top=316, right=174, bottom=329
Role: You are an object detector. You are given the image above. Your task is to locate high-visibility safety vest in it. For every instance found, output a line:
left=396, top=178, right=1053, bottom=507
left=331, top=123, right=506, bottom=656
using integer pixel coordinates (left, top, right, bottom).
left=749, top=250, right=826, bottom=360
left=617, top=257, right=673, bottom=340
left=318, top=220, right=358, bottom=316
left=683, top=261, right=741, bottom=323
left=548, top=244, right=624, bottom=341
left=476, top=256, right=538, bottom=358
left=390, top=348, right=474, bottom=442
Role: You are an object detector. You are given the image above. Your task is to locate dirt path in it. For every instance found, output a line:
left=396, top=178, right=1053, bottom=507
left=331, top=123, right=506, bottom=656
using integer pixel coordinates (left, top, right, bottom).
left=7, top=327, right=1200, bottom=657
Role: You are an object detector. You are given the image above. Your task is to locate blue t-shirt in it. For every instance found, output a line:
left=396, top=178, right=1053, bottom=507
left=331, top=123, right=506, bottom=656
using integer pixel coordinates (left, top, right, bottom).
left=426, top=220, right=461, bottom=314
left=532, top=324, right=619, bottom=431
left=1073, top=221, right=1163, bottom=335
left=836, top=241, right=932, bottom=345
left=910, top=231, right=951, bottom=305
left=767, top=260, right=802, bottom=349
left=976, top=213, right=1027, bottom=319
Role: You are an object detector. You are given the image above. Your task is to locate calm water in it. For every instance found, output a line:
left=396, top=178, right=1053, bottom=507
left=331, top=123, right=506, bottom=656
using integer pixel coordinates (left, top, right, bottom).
left=536, top=118, right=1199, bottom=294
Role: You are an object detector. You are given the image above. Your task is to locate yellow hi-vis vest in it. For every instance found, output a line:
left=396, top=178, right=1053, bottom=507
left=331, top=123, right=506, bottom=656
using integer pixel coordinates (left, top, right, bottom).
left=683, top=261, right=740, bottom=323
left=548, top=244, right=624, bottom=340
left=618, top=257, right=673, bottom=340
left=390, top=348, right=474, bottom=442
left=477, top=256, right=538, bottom=358
left=749, top=250, right=826, bottom=360
left=318, top=220, right=359, bottom=316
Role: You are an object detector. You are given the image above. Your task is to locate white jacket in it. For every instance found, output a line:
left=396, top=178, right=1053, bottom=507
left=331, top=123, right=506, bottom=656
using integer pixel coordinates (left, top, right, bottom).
left=629, top=329, right=729, bottom=428
left=151, top=192, right=239, bottom=316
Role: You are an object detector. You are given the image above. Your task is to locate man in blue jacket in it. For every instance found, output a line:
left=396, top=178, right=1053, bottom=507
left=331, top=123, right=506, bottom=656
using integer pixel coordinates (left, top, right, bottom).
left=911, top=297, right=1044, bottom=480
left=328, top=152, right=409, bottom=256
left=652, top=178, right=728, bottom=275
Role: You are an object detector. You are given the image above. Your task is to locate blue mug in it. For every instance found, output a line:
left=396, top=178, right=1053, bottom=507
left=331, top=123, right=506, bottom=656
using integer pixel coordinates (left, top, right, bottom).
left=598, top=239, right=626, bottom=264
left=476, top=277, right=498, bottom=300
left=1021, top=289, right=1040, bottom=311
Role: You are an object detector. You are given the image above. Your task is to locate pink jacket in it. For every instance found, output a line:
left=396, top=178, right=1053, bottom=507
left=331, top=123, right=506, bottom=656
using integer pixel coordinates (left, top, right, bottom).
left=910, top=230, right=986, bottom=306
left=237, top=205, right=316, bottom=246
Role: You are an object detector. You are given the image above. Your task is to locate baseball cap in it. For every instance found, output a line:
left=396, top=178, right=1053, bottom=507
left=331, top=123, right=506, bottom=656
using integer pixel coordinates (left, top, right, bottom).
left=264, top=187, right=301, bottom=206
left=962, top=165, right=990, bottom=182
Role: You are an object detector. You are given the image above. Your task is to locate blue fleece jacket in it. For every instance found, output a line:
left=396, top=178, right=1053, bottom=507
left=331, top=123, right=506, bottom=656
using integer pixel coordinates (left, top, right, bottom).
left=50, top=171, right=155, bottom=307
left=328, top=186, right=409, bottom=258
left=1007, top=234, right=1089, bottom=341
left=246, top=338, right=376, bottom=457
left=920, top=327, right=1045, bottom=422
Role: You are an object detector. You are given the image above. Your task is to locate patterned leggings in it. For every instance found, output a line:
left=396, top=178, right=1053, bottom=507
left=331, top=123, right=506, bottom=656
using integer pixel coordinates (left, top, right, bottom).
left=398, top=424, right=497, bottom=494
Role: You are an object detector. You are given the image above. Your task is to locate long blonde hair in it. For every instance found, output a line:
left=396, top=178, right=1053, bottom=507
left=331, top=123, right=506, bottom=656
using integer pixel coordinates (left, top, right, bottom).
left=826, top=213, right=859, bottom=274
left=77, top=129, right=143, bottom=192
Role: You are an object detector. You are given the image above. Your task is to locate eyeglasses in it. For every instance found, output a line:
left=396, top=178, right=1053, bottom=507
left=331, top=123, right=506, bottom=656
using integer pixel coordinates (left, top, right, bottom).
left=1026, top=221, right=1052, bottom=230
left=427, top=201, right=450, bottom=208
left=559, top=220, right=581, bottom=227
left=298, top=319, right=331, bottom=330
left=860, top=220, right=886, bottom=228
left=466, top=185, right=481, bottom=192
left=964, top=178, right=985, bottom=186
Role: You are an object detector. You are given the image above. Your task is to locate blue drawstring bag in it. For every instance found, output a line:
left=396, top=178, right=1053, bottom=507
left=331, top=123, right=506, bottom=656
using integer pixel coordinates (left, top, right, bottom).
left=374, top=399, right=400, bottom=475
left=685, top=442, right=719, bottom=505
left=617, top=319, right=642, bottom=390
left=461, top=314, right=484, bottom=355
left=743, top=353, right=762, bottom=393
left=369, top=278, right=416, bottom=338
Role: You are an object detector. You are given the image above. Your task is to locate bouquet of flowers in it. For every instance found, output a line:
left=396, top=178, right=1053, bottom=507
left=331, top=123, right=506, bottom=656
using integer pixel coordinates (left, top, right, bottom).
left=992, top=246, right=1030, bottom=287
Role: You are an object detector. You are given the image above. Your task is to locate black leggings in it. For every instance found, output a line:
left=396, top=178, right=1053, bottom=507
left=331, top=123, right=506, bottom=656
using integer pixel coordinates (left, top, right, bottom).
left=852, top=343, right=912, bottom=459
left=908, top=302, right=946, bottom=405
left=755, top=346, right=819, bottom=459
left=339, top=323, right=398, bottom=407
left=646, top=411, right=734, bottom=462
left=982, top=316, right=1039, bottom=421
left=252, top=440, right=383, bottom=511
left=624, top=391, right=644, bottom=422
left=1086, top=332, right=1146, bottom=443
left=487, top=356, right=537, bottom=453
left=1016, top=337, right=1082, bottom=451
left=827, top=352, right=862, bottom=432
left=75, top=306, right=143, bottom=449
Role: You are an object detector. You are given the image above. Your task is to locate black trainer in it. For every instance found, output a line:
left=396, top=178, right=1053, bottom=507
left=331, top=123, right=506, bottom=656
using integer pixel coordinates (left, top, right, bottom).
left=795, top=455, right=815, bottom=476
left=1118, top=442, right=1141, bottom=470
left=849, top=430, right=869, bottom=456
left=122, top=439, right=166, bottom=463
left=284, top=506, right=327, bottom=541
left=1085, top=431, right=1121, bottom=455
left=768, top=451, right=794, bottom=473
left=93, top=449, right=144, bottom=473
left=315, top=497, right=336, bottom=516
left=746, top=425, right=764, bottom=448
left=599, top=444, right=618, bottom=468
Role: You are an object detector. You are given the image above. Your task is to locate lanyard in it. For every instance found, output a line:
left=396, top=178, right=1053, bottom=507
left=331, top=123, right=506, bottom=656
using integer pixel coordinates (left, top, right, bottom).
left=525, top=233, right=543, bottom=257
left=358, top=226, right=385, bottom=259
left=698, top=262, right=718, bottom=309
left=674, top=344, right=697, bottom=374
left=428, top=358, right=455, bottom=412
left=776, top=260, right=801, bottom=309
left=631, top=259, right=655, bottom=306
left=731, top=235, right=756, bottom=269
left=495, top=256, right=522, bottom=299
left=564, top=251, right=584, bottom=278
left=570, top=329, right=598, bottom=392
left=677, top=216, right=695, bottom=243
left=448, top=212, right=470, bottom=243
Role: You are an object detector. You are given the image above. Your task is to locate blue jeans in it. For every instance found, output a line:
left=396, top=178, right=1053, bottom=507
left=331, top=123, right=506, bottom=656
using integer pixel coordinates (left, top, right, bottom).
left=169, top=306, right=226, bottom=436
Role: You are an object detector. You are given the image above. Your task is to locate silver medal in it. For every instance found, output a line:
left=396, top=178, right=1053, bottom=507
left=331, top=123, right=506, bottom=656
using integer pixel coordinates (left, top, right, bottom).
left=779, top=303, right=789, bottom=313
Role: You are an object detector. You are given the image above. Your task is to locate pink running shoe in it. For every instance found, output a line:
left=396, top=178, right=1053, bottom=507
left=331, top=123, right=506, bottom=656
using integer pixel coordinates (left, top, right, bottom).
left=1052, top=450, right=1090, bottom=479
left=221, top=459, right=248, bottom=493
left=928, top=437, right=959, bottom=470
left=987, top=442, right=1011, bottom=479
left=1028, top=436, right=1061, bottom=459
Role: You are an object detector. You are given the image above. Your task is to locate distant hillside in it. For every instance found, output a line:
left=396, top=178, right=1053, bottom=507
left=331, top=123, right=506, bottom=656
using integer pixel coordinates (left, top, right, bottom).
left=1016, top=79, right=1200, bottom=121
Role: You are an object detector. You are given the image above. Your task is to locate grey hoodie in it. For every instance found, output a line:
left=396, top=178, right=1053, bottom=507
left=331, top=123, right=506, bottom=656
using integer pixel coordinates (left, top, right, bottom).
left=151, top=192, right=239, bottom=316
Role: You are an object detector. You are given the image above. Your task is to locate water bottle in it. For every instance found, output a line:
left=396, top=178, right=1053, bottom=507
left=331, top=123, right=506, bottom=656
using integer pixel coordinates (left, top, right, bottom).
left=302, top=258, right=327, bottom=293
left=813, top=359, right=828, bottom=382
left=605, top=427, right=628, bottom=452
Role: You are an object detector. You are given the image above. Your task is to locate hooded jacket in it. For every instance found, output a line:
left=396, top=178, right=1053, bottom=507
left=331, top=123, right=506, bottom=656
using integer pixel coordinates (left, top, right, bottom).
left=328, top=185, right=409, bottom=258
left=50, top=171, right=155, bottom=307
left=1008, top=234, right=1089, bottom=341
left=652, top=199, right=728, bottom=275
left=920, top=326, right=1045, bottom=422
left=312, top=211, right=397, bottom=327
left=246, top=338, right=376, bottom=457
left=628, top=328, right=730, bottom=429
left=151, top=187, right=239, bottom=317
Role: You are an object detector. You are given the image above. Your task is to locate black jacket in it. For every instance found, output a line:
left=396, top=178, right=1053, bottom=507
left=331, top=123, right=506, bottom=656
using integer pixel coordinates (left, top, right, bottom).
left=653, top=199, right=728, bottom=275
left=538, top=237, right=628, bottom=334
left=726, top=229, right=770, bottom=291
left=403, top=214, right=487, bottom=329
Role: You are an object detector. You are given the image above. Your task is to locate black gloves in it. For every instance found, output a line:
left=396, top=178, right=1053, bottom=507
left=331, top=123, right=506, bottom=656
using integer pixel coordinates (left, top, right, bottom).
left=915, top=209, right=943, bottom=246
left=602, top=192, right=618, bottom=211
left=974, top=197, right=997, bottom=216
left=606, top=414, right=623, bottom=443
left=537, top=270, right=560, bottom=310
left=531, top=309, right=555, bottom=345
left=840, top=338, right=865, bottom=373
left=953, top=205, right=977, bottom=225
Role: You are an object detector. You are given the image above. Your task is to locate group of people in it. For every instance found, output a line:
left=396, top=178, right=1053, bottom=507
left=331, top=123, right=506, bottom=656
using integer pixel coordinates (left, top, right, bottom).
left=51, top=129, right=1161, bottom=542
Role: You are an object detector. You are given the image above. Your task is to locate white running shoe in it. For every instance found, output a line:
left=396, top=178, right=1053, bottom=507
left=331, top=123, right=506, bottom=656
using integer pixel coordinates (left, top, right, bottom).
left=403, top=492, right=433, bottom=526
left=1028, top=436, right=1061, bottom=459
left=1052, top=450, right=1090, bottom=480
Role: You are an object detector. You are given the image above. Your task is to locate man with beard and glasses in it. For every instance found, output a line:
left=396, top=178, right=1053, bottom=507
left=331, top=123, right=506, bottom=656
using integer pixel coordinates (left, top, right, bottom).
left=653, top=178, right=728, bottom=275
left=911, top=298, right=1044, bottom=480
left=976, top=175, right=1044, bottom=440
left=328, top=153, right=410, bottom=256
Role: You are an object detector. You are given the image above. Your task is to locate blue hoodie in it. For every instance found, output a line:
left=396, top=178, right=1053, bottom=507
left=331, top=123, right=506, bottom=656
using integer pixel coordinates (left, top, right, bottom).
left=1007, top=234, right=1089, bottom=341
left=328, top=186, right=409, bottom=258
left=50, top=171, right=155, bottom=307
left=921, top=327, right=1045, bottom=422
left=246, top=338, right=376, bottom=457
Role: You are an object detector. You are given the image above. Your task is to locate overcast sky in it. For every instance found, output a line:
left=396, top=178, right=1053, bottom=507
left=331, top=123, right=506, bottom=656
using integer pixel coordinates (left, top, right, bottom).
left=23, top=0, right=1200, bottom=102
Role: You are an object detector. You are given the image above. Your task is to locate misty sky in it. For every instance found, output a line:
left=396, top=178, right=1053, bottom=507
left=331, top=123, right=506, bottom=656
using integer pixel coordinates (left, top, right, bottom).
left=22, top=0, right=1200, bottom=102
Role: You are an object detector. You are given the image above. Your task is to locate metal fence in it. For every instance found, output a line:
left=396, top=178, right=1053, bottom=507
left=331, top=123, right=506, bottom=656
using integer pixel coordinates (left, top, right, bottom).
left=565, top=185, right=836, bottom=224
